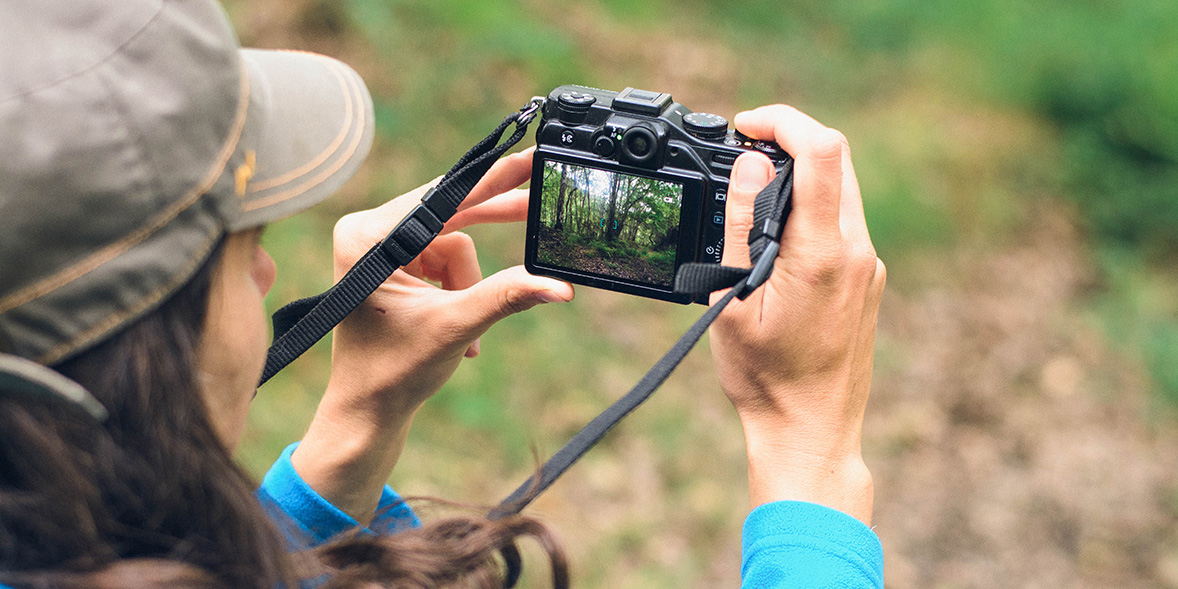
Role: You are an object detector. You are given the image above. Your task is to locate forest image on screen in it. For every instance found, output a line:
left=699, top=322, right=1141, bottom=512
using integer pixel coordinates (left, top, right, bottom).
left=538, top=160, right=682, bottom=287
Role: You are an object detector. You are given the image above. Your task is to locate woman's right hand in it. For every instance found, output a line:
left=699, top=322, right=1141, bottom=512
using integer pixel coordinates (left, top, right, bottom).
left=709, top=105, right=885, bottom=525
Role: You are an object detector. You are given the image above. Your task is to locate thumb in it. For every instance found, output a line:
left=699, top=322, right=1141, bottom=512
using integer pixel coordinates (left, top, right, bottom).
left=449, top=266, right=574, bottom=340
left=723, top=152, right=775, bottom=268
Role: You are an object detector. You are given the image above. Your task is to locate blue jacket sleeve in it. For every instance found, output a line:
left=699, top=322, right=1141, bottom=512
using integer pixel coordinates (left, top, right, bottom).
left=741, top=501, right=883, bottom=588
left=255, top=443, right=421, bottom=550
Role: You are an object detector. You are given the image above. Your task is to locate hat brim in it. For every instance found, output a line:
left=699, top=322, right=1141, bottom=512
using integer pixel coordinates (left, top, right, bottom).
left=0, top=353, right=107, bottom=421
left=229, top=48, right=375, bottom=231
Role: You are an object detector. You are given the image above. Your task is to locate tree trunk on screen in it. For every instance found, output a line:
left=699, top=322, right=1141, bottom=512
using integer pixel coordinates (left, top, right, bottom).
left=554, top=164, right=567, bottom=231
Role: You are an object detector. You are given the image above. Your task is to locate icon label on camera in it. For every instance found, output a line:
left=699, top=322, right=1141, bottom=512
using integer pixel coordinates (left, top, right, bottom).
left=561, top=130, right=575, bottom=146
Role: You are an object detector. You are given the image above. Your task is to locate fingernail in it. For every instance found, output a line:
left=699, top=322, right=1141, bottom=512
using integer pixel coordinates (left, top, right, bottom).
left=536, top=290, right=567, bottom=304
left=734, top=156, right=772, bottom=190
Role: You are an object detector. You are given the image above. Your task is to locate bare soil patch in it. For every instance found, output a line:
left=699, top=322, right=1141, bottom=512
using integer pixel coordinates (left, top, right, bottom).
left=867, top=205, right=1178, bottom=588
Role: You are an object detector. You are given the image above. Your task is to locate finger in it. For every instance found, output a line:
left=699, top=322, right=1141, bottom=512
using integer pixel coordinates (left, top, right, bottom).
left=722, top=152, right=775, bottom=268
left=734, top=105, right=844, bottom=240
left=372, top=175, right=442, bottom=223
left=848, top=258, right=886, bottom=418
left=444, top=189, right=529, bottom=233
left=457, top=148, right=535, bottom=212
left=417, top=232, right=482, bottom=291
left=838, top=145, right=871, bottom=247
left=445, top=266, right=574, bottom=341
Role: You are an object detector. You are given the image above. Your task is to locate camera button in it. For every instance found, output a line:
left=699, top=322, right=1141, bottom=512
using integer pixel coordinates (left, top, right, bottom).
left=711, top=152, right=737, bottom=166
left=558, top=91, right=597, bottom=107
left=753, top=140, right=782, bottom=155
left=593, top=135, right=616, bottom=157
left=714, top=189, right=727, bottom=203
left=712, top=213, right=725, bottom=227
left=557, top=91, right=596, bottom=124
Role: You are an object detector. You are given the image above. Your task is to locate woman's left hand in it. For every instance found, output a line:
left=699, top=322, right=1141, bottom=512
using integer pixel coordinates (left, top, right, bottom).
left=292, top=148, right=573, bottom=523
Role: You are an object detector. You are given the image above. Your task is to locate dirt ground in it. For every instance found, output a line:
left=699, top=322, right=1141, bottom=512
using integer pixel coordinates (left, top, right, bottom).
left=866, top=205, right=1178, bottom=588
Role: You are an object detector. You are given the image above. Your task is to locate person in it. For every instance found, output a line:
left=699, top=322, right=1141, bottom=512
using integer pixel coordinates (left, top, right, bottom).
left=0, top=0, right=886, bottom=587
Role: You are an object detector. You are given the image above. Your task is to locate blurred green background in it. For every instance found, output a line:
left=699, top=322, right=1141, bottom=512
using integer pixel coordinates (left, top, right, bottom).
left=222, top=0, right=1178, bottom=586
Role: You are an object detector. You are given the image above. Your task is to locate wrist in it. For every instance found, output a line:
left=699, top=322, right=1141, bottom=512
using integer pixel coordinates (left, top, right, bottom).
left=292, top=382, right=418, bottom=524
left=740, top=417, right=873, bottom=525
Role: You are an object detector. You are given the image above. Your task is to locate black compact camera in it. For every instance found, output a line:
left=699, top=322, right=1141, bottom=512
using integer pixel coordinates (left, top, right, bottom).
left=525, top=85, right=792, bottom=304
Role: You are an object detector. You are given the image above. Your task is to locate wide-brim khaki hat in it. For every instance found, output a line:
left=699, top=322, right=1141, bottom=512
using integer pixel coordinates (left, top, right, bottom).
left=0, top=0, right=375, bottom=365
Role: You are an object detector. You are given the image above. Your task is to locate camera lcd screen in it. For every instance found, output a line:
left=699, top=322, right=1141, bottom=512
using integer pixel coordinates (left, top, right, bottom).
left=536, top=160, right=683, bottom=288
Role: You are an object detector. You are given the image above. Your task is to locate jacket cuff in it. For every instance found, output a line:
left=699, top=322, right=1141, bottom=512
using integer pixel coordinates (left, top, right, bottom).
left=258, top=442, right=420, bottom=547
left=742, top=501, right=883, bottom=588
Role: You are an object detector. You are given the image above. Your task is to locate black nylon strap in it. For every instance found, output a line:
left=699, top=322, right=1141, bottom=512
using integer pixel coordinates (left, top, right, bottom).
left=490, top=284, right=743, bottom=520
left=672, top=263, right=750, bottom=295
left=260, top=104, right=539, bottom=386
left=748, top=163, right=793, bottom=261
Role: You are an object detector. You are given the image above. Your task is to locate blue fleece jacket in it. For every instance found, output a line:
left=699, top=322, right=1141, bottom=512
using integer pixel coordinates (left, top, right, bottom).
left=0, top=444, right=883, bottom=587
left=257, top=443, right=883, bottom=587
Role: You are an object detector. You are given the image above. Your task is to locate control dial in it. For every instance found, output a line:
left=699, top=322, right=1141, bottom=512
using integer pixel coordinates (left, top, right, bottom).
left=683, top=112, right=729, bottom=140
left=556, top=91, right=596, bottom=124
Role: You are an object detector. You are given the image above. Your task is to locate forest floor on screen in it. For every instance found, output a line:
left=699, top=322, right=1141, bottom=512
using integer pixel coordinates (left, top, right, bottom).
left=537, top=226, right=677, bottom=286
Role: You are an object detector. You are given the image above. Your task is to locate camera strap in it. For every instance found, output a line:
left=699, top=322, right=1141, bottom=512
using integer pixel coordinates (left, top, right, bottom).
left=259, top=98, right=545, bottom=385
left=256, top=96, right=793, bottom=522
left=490, top=160, right=793, bottom=519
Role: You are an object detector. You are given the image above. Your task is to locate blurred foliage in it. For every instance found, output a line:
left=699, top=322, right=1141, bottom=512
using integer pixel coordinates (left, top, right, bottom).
left=840, top=0, right=1178, bottom=258
left=223, top=0, right=1178, bottom=585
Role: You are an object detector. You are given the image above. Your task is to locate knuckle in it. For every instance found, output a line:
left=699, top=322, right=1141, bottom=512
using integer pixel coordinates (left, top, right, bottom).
left=761, top=103, right=798, bottom=118
left=450, top=230, right=475, bottom=251
left=332, top=212, right=361, bottom=242
left=799, top=241, right=847, bottom=286
left=433, top=310, right=469, bottom=346
left=872, top=258, right=888, bottom=292
left=848, top=245, right=879, bottom=279
left=809, top=129, right=849, bottom=162
left=798, top=239, right=877, bottom=288
left=725, top=214, right=754, bottom=240
left=496, top=286, right=535, bottom=317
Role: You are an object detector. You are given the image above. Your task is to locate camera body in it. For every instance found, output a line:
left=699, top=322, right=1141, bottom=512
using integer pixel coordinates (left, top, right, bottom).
left=525, top=85, right=791, bottom=304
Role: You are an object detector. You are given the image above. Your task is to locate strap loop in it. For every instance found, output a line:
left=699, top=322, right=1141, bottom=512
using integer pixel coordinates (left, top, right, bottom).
left=421, top=187, right=458, bottom=220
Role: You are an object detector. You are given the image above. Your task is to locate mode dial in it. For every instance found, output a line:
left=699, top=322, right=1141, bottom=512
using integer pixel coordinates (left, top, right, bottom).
left=683, top=112, right=729, bottom=140
left=556, top=91, right=596, bottom=124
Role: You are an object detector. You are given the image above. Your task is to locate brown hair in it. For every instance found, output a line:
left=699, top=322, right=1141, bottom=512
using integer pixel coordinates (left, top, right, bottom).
left=0, top=241, right=568, bottom=588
